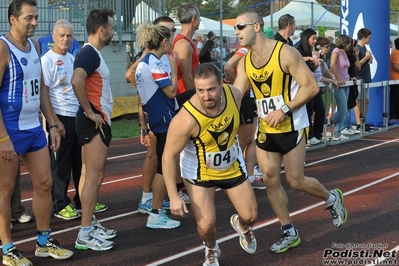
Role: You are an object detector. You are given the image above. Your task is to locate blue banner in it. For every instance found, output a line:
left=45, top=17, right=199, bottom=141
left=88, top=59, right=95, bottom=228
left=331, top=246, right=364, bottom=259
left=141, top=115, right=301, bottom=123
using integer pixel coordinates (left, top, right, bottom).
left=341, top=0, right=390, bottom=126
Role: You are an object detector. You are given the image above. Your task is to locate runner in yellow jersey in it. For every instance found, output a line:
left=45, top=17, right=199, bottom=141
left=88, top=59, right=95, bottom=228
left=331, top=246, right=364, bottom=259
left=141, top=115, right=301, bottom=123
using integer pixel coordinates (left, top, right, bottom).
left=162, top=63, right=257, bottom=266
left=233, top=11, right=348, bottom=254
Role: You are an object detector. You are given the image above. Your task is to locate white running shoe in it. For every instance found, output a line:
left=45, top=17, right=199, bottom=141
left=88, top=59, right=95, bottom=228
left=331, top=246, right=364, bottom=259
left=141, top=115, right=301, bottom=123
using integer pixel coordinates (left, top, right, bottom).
left=203, top=243, right=221, bottom=266
left=92, top=218, right=117, bottom=240
left=178, top=190, right=190, bottom=204
left=230, top=214, right=256, bottom=254
left=75, top=231, right=114, bottom=251
left=326, top=189, right=348, bottom=228
left=308, top=137, right=321, bottom=145
left=146, top=213, right=180, bottom=229
left=269, top=229, right=301, bottom=253
left=341, top=128, right=354, bottom=135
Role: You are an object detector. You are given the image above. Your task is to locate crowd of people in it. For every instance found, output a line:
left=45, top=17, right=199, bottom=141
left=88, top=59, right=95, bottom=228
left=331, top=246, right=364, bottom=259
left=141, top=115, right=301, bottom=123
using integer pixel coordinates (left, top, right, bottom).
left=1, top=0, right=395, bottom=265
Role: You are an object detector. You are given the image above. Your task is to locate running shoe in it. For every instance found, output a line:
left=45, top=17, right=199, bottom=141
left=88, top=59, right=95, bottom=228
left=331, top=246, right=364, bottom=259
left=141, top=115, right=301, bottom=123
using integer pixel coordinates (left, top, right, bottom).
left=341, top=128, right=355, bottom=135
left=269, top=229, right=301, bottom=253
left=326, top=189, right=348, bottom=228
left=308, top=137, right=321, bottom=145
left=11, top=213, right=33, bottom=223
left=3, top=246, right=32, bottom=266
left=138, top=199, right=168, bottom=214
left=230, top=214, right=257, bottom=254
left=253, top=164, right=262, bottom=179
left=54, top=204, right=80, bottom=220
left=92, top=217, right=117, bottom=240
left=146, top=213, right=180, bottom=229
left=35, top=237, right=74, bottom=260
left=178, top=190, right=190, bottom=204
left=203, top=243, right=221, bottom=266
left=250, top=177, right=266, bottom=190
left=75, top=231, right=114, bottom=251
left=94, top=203, right=108, bottom=213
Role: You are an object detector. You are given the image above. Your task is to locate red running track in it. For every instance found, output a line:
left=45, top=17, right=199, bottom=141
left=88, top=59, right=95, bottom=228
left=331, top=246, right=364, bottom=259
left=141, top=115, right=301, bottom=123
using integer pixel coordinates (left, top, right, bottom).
left=7, top=127, right=399, bottom=266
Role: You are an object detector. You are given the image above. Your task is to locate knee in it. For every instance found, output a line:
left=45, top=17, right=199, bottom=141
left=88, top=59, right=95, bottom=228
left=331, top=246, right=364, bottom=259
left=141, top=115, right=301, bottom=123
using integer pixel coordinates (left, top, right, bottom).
left=197, top=219, right=216, bottom=235
left=286, top=176, right=305, bottom=191
left=35, top=176, right=52, bottom=192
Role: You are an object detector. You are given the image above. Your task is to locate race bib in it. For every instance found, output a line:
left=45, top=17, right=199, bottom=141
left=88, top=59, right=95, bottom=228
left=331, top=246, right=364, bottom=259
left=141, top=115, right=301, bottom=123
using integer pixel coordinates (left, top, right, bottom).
left=256, top=95, right=284, bottom=119
left=23, top=78, right=40, bottom=104
left=206, top=144, right=238, bottom=170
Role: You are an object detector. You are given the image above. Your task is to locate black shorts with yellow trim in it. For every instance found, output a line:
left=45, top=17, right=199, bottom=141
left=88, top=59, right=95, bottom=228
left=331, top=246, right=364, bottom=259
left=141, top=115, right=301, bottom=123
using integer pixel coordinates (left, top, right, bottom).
left=184, top=174, right=247, bottom=190
left=255, top=128, right=308, bottom=155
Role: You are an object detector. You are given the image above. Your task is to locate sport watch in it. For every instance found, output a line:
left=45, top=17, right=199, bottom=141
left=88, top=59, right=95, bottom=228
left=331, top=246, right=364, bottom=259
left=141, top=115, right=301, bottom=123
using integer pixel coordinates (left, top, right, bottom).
left=140, top=128, right=150, bottom=136
left=281, top=104, right=291, bottom=115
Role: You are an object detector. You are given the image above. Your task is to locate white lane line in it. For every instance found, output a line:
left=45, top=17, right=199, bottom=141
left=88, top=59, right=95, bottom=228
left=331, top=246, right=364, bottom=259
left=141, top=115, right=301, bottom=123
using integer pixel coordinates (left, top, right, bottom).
left=146, top=171, right=399, bottom=266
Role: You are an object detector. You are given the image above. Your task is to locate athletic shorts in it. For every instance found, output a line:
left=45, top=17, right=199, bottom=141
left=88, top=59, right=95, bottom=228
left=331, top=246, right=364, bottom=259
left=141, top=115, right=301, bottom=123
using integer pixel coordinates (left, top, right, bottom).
left=153, top=132, right=167, bottom=175
left=184, top=174, right=247, bottom=189
left=255, top=128, right=307, bottom=155
left=75, top=111, right=112, bottom=147
left=8, top=126, right=47, bottom=155
left=357, top=86, right=370, bottom=100
left=239, top=94, right=257, bottom=124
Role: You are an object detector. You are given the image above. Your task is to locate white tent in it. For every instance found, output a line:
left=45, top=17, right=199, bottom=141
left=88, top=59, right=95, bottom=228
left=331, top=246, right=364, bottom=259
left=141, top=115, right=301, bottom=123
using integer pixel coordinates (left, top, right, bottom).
left=263, top=0, right=340, bottom=30
left=132, top=2, right=159, bottom=25
left=175, top=16, right=236, bottom=37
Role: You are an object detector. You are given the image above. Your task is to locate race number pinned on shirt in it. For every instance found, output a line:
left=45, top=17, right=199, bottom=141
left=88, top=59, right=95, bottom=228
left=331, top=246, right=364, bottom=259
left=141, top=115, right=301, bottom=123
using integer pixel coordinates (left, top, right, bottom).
left=206, top=144, right=238, bottom=170
left=23, top=78, right=40, bottom=104
left=256, top=95, right=284, bottom=119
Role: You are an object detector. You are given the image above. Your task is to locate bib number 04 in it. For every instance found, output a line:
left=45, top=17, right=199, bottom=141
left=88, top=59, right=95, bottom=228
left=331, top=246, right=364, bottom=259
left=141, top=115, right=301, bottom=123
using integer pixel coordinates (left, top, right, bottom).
left=256, top=95, right=284, bottom=119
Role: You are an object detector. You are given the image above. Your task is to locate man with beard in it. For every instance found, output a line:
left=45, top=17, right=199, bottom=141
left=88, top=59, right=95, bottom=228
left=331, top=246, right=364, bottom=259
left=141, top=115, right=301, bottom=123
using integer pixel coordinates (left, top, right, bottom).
left=71, top=8, right=117, bottom=251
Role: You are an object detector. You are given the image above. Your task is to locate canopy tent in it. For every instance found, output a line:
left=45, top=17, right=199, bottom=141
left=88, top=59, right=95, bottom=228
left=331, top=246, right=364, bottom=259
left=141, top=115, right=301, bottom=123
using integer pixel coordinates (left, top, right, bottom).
left=263, top=0, right=340, bottom=30
left=175, top=16, right=236, bottom=37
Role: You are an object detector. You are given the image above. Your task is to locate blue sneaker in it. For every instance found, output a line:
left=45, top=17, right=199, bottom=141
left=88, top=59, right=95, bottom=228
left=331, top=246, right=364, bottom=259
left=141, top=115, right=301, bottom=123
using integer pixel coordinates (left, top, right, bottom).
left=146, top=213, right=180, bottom=229
left=138, top=199, right=169, bottom=214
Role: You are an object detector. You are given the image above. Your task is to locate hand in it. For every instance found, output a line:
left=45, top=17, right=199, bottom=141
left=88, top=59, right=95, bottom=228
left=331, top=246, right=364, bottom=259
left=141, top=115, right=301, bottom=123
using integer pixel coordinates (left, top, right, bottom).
left=168, top=50, right=179, bottom=68
left=140, top=134, right=150, bottom=147
left=169, top=195, right=189, bottom=217
left=0, top=137, right=17, bottom=163
left=264, top=109, right=286, bottom=128
left=331, top=79, right=340, bottom=89
left=57, top=121, right=66, bottom=138
left=84, top=110, right=105, bottom=129
left=49, top=127, right=61, bottom=152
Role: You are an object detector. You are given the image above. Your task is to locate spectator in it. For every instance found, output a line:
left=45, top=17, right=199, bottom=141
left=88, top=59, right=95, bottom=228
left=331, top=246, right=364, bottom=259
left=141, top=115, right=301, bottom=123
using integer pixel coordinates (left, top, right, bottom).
left=330, top=34, right=352, bottom=141
left=389, top=37, right=399, bottom=122
left=41, top=20, right=107, bottom=221
left=354, top=28, right=373, bottom=131
left=273, top=13, right=295, bottom=46
left=199, top=40, right=214, bottom=63
left=38, top=19, right=81, bottom=57
left=172, top=4, right=200, bottom=94
left=341, top=38, right=361, bottom=135
left=197, top=34, right=207, bottom=51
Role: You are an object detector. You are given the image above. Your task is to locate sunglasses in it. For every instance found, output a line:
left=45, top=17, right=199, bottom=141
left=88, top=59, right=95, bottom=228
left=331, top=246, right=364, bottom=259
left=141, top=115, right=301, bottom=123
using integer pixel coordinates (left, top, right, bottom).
left=234, top=23, right=256, bottom=30
left=171, top=28, right=177, bottom=33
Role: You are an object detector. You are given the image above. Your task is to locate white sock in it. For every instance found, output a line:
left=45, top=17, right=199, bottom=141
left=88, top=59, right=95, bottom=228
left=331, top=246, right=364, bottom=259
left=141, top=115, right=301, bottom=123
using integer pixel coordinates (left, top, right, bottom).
left=79, top=225, right=93, bottom=239
left=141, top=191, right=152, bottom=203
left=325, top=191, right=335, bottom=206
left=248, top=175, right=255, bottom=182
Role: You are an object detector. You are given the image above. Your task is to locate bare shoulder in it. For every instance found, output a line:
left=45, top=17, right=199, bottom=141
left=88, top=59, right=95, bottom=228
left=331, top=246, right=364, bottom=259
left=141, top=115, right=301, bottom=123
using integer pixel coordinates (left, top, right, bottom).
left=0, top=40, right=10, bottom=65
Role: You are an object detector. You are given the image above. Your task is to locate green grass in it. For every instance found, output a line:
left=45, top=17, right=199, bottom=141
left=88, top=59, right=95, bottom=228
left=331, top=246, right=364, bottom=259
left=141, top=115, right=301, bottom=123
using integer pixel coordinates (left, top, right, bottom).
left=111, top=115, right=140, bottom=140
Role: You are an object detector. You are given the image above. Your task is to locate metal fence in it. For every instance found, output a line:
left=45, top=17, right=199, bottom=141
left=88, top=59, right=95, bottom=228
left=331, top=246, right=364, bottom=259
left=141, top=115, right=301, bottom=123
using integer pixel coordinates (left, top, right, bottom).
left=1, top=0, right=164, bottom=98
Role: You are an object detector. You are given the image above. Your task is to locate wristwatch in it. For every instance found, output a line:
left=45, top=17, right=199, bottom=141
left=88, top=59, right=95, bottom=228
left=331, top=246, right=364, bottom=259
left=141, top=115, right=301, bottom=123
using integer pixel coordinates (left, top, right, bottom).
left=281, top=104, right=291, bottom=115
left=140, top=128, right=150, bottom=136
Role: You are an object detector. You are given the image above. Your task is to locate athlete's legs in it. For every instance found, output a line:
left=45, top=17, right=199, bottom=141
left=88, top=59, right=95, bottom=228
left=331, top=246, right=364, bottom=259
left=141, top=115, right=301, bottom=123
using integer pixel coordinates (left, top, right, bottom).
left=245, top=122, right=258, bottom=176
left=142, top=132, right=157, bottom=194
left=0, top=155, right=19, bottom=245
left=224, top=179, right=257, bottom=230
left=22, top=147, right=53, bottom=230
left=283, top=137, right=330, bottom=201
left=256, top=147, right=291, bottom=225
left=238, top=123, right=253, bottom=174
left=183, top=180, right=216, bottom=248
left=79, top=134, right=108, bottom=227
